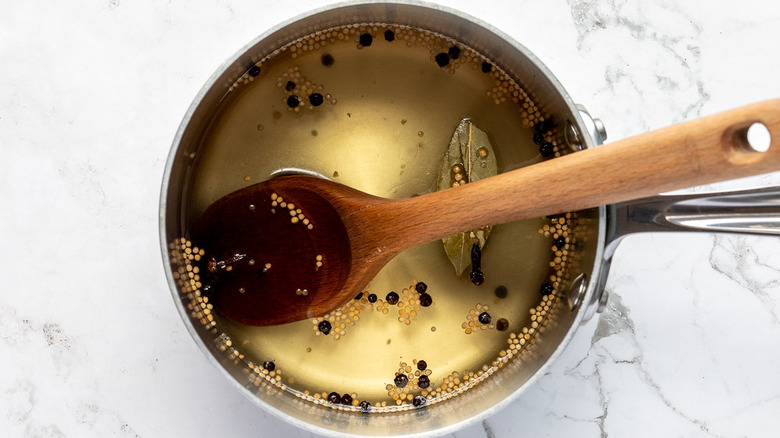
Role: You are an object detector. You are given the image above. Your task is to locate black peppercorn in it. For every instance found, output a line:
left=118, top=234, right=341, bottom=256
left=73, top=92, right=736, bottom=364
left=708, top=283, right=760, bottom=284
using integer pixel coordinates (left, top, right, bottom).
left=384, top=29, right=395, bottom=42
left=309, top=93, right=324, bottom=106
left=340, top=394, right=353, bottom=405
left=540, top=142, right=554, bottom=157
left=286, top=95, right=299, bottom=108
left=413, top=395, right=427, bottom=407
left=555, top=237, right=567, bottom=249
left=494, top=285, right=508, bottom=299
left=263, top=360, right=275, bottom=371
left=414, top=282, right=428, bottom=293
left=394, top=374, right=408, bottom=388
left=416, top=360, right=427, bottom=371
left=448, top=46, right=461, bottom=59
left=367, top=293, right=377, bottom=303
left=359, top=400, right=371, bottom=412
left=386, top=291, right=399, bottom=305
left=285, top=80, right=296, bottom=91
left=533, top=132, right=545, bottom=145
left=481, top=61, right=492, bottom=73
left=435, top=53, right=450, bottom=67
left=321, top=53, right=334, bottom=66
left=318, top=320, right=332, bottom=335
left=478, top=312, right=491, bottom=324
left=496, top=318, right=509, bottom=331
left=248, top=65, right=261, bottom=77
left=359, top=33, right=373, bottom=47
left=419, top=293, right=432, bottom=307
left=327, top=392, right=340, bottom=403
left=354, top=292, right=364, bottom=300
left=535, top=120, right=550, bottom=133
left=417, top=375, right=430, bottom=389
left=540, top=283, right=554, bottom=296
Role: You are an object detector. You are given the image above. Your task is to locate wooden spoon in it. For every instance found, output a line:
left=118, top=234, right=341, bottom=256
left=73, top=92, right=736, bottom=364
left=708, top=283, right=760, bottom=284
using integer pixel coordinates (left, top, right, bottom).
left=191, top=99, right=780, bottom=326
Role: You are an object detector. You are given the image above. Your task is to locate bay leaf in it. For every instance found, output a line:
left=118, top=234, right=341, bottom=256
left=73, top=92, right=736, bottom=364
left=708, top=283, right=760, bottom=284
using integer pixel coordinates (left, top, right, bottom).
left=436, top=119, right=498, bottom=276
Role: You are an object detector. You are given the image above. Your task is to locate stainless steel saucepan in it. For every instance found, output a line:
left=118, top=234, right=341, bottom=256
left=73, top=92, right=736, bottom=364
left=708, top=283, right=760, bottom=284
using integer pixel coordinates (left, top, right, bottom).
left=159, top=2, right=779, bottom=436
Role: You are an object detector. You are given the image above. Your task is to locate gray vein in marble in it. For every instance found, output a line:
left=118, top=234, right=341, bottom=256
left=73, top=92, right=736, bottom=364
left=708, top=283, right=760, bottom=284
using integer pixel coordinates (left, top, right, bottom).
left=566, top=0, right=710, bottom=124
left=567, top=294, right=723, bottom=437
left=708, top=235, right=780, bottom=324
left=688, top=284, right=737, bottom=399
left=543, top=387, right=607, bottom=438
left=0, top=304, right=34, bottom=347
left=1, top=305, right=142, bottom=437
left=25, top=423, right=65, bottom=438
left=120, top=423, right=141, bottom=438
left=6, top=379, right=36, bottom=426
left=714, top=391, right=780, bottom=428
left=481, top=419, right=495, bottom=438
left=557, top=320, right=609, bottom=436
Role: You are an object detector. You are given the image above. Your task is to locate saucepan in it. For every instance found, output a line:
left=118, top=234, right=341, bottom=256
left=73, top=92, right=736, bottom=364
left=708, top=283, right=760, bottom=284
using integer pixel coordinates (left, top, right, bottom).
left=159, top=1, right=779, bottom=436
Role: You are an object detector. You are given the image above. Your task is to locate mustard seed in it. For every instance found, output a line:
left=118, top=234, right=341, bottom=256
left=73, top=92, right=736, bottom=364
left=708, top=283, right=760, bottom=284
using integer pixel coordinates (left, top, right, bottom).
left=386, top=291, right=399, bottom=305
left=414, top=282, right=427, bottom=293
left=394, top=374, right=408, bottom=388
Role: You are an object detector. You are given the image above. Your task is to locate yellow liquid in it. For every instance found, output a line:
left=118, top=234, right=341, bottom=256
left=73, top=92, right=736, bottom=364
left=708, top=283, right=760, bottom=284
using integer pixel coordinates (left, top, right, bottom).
left=181, top=24, right=568, bottom=410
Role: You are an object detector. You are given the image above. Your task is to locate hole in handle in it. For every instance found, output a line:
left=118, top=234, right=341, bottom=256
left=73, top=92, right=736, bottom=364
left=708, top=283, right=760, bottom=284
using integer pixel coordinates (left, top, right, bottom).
left=724, top=121, right=773, bottom=166
left=746, top=122, right=771, bottom=152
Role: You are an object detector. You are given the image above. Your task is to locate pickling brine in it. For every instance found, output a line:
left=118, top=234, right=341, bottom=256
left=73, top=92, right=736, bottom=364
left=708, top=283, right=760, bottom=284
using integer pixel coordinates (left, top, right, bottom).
left=168, top=22, right=576, bottom=412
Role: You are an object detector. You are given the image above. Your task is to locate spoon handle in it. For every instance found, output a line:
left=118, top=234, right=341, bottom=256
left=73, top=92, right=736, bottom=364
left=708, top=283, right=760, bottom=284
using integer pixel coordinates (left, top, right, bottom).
left=373, top=99, right=780, bottom=251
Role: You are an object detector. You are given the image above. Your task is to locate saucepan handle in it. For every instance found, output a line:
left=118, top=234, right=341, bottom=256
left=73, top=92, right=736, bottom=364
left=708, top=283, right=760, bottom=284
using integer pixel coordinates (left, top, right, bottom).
left=608, top=186, right=780, bottom=255
left=580, top=186, right=780, bottom=321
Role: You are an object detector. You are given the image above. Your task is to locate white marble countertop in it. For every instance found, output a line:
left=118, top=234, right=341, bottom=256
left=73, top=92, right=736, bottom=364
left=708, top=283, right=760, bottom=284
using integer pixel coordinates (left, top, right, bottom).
left=3, top=1, right=780, bottom=437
